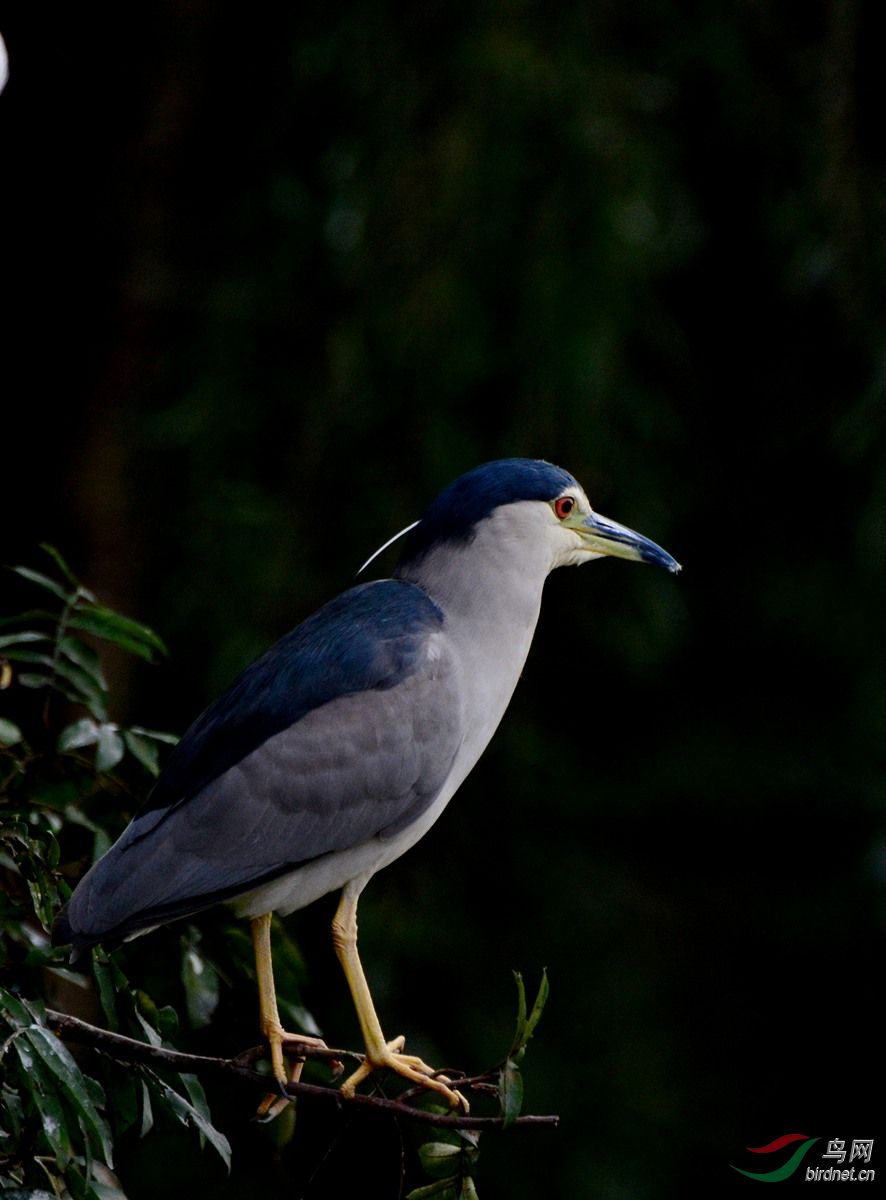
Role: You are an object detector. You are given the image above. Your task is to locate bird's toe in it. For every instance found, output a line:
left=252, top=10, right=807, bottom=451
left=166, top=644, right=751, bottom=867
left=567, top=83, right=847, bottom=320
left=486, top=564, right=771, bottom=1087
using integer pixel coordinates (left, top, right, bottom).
left=340, top=1037, right=470, bottom=1111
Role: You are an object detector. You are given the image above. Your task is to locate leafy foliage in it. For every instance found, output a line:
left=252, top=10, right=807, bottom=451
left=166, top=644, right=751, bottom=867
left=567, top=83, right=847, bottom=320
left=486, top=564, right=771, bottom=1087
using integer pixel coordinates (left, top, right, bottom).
left=498, top=970, right=549, bottom=1129
left=0, top=549, right=232, bottom=1196
left=1, top=545, right=171, bottom=767
left=2, top=987, right=115, bottom=1197
left=405, top=972, right=549, bottom=1199
left=408, top=1130, right=480, bottom=1200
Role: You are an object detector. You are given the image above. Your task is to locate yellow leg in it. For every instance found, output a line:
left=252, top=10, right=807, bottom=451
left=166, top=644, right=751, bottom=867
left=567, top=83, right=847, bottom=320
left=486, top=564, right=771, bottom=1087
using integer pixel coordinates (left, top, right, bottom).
left=331, top=885, right=468, bottom=1110
left=251, top=912, right=329, bottom=1111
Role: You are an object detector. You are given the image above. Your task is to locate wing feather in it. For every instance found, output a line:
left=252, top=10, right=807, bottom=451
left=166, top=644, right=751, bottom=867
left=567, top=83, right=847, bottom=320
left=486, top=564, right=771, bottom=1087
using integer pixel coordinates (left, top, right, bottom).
left=54, top=580, right=463, bottom=950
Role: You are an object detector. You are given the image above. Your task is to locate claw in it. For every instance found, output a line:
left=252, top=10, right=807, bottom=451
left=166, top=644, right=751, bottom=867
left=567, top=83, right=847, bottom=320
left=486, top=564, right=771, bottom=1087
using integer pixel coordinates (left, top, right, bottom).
left=339, top=1036, right=470, bottom=1111
left=256, top=1025, right=332, bottom=1121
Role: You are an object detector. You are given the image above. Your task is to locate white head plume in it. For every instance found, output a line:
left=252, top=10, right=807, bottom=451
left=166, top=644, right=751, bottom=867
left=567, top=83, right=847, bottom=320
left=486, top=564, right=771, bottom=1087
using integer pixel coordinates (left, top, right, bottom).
left=357, top=520, right=420, bottom=576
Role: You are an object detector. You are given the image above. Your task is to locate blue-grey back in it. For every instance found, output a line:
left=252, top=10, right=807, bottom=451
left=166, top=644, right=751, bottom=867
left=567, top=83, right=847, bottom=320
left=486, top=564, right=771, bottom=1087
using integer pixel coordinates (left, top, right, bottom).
left=143, top=579, right=446, bottom=819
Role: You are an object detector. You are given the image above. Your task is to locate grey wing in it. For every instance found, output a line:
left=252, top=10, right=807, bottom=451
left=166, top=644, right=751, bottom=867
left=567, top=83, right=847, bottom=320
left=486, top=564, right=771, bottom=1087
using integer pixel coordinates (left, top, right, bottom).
left=68, top=633, right=463, bottom=940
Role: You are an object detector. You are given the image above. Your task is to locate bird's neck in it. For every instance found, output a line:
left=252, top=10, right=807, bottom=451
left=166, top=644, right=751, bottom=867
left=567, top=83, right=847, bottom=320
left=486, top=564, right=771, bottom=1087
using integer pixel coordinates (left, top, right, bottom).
left=396, top=510, right=554, bottom=738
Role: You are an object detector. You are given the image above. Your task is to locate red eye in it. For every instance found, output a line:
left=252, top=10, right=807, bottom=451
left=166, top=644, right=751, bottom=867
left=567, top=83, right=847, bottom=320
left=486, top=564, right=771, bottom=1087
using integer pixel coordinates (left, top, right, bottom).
left=554, top=496, right=575, bottom=520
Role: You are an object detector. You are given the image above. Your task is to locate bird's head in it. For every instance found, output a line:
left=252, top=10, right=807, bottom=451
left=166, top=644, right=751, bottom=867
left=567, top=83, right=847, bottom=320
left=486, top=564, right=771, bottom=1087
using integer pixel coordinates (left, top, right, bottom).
left=532, top=473, right=682, bottom=574
left=362, top=459, right=680, bottom=579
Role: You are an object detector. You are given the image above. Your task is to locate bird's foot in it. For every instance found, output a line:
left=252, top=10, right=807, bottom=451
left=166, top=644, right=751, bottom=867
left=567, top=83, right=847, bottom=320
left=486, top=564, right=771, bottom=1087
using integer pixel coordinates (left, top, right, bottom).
left=255, top=1024, right=337, bottom=1122
left=340, top=1035, right=469, bottom=1111
left=266, top=1021, right=332, bottom=1085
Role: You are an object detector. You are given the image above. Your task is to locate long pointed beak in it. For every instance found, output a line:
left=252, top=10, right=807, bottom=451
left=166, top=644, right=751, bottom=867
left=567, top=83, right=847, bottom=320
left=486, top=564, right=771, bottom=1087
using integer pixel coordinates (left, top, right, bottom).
left=570, top=510, right=681, bottom=574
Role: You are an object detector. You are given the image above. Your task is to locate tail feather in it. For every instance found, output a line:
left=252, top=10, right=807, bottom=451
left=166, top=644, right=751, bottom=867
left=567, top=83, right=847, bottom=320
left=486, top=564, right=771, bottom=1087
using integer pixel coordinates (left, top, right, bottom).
left=50, top=851, right=297, bottom=957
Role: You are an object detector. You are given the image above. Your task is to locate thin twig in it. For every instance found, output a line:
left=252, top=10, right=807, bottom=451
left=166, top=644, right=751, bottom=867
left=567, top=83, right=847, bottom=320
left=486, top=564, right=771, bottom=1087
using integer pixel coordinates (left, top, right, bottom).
left=45, top=1009, right=559, bottom=1131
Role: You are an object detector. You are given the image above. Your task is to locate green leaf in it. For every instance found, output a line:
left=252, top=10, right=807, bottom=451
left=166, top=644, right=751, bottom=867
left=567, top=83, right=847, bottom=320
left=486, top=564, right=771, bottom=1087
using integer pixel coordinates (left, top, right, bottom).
left=26, top=865, right=60, bottom=932
left=418, top=1142, right=462, bottom=1180
left=83, top=1072, right=108, bottom=1112
left=95, top=724, right=125, bottom=773
left=60, top=636, right=108, bottom=690
left=156, top=1005, right=180, bottom=1041
left=498, top=1058, right=523, bottom=1128
left=0, top=630, right=52, bottom=650
left=0, top=716, right=23, bottom=746
left=127, top=725, right=179, bottom=745
left=143, top=1069, right=231, bottom=1171
left=0, top=987, right=31, bottom=1030
left=12, top=1035, right=73, bottom=1170
left=172, top=1088, right=232, bottom=1172
left=17, top=671, right=54, bottom=689
left=406, top=1181, right=461, bottom=1200
left=0, top=608, right=58, bottom=627
left=92, top=958, right=120, bottom=1032
left=67, top=605, right=167, bottom=661
left=132, top=1008, right=163, bottom=1048
left=181, top=943, right=220, bottom=1029
left=45, top=827, right=62, bottom=866
left=38, top=543, right=82, bottom=590
left=3, top=826, right=61, bottom=930
left=0, top=1076, right=26, bottom=1139
left=123, top=730, right=160, bottom=776
left=5, top=651, right=109, bottom=717
left=1, top=993, right=115, bottom=1189
left=508, top=968, right=549, bottom=1060
left=139, top=1077, right=154, bottom=1138
left=66, top=1158, right=106, bottom=1200
left=58, top=718, right=101, bottom=752
left=10, top=565, right=72, bottom=602
left=23, top=1025, right=114, bottom=1167
left=521, top=968, right=549, bottom=1048
left=510, top=972, right=528, bottom=1057
left=52, top=658, right=109, bottom=719
left=179, top=1072, right=211, bottom=1122
left=1, top=647, right=56, bottom=664
left=63, top=804, right=105, bottom=834
left=18, top=673, right=89, bottom=707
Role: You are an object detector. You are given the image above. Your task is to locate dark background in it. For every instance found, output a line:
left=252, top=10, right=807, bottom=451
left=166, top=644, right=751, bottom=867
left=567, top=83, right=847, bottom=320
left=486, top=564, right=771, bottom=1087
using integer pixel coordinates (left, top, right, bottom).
left=2, top=3, right=884, bottom=1196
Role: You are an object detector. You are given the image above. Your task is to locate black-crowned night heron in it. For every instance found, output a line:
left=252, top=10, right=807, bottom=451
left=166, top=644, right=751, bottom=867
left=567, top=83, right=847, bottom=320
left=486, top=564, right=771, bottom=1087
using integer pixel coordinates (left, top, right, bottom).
left=53, top=459, right=679, bottom=1109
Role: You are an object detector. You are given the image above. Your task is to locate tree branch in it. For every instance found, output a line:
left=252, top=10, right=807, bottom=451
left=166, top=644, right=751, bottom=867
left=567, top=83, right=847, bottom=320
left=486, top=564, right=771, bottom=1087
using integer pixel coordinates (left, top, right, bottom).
left=45, top=1009, right=559, bottom=1131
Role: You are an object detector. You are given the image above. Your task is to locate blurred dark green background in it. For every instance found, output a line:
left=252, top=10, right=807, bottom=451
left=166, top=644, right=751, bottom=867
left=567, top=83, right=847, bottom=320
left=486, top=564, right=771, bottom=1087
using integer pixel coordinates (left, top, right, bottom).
left=2, top=2, right=884, bottom=1196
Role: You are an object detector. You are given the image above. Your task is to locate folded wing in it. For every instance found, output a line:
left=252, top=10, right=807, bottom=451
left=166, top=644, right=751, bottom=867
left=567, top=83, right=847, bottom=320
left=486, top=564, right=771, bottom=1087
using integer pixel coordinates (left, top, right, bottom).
left=54, top=580, right=463, bottom=952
